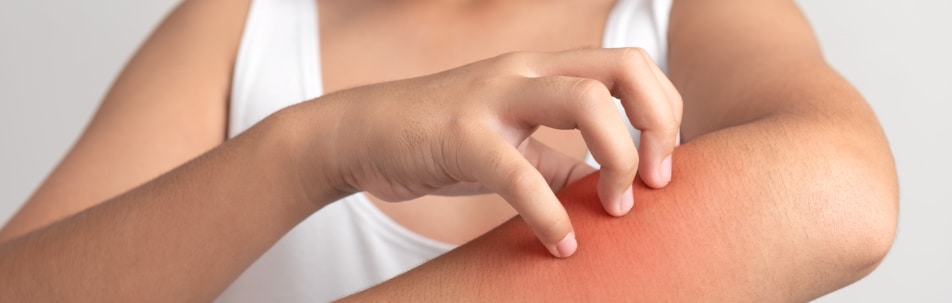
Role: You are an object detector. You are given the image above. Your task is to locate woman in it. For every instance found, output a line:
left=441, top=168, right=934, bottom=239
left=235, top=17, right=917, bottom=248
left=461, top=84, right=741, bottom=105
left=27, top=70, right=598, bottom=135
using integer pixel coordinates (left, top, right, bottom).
left=0, top=0, right=897, bottom=301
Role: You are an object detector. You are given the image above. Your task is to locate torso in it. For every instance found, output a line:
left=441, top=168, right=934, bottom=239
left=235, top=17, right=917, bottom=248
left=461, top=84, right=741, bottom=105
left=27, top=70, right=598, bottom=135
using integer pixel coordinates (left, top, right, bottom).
left=317, top=0, right=615, bottom=244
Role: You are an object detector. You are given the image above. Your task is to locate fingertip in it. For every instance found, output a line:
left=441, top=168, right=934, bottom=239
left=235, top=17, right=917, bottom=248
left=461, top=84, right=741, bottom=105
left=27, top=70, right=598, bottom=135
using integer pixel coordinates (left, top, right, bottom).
left=546, top=231, right=577, bottom=258
left=639, top=154, right=672, bottom=189
left=602, top=184, right=635, bottom=216
left=619, top=185, right=634, bottom=215
left=596, top=165, right=637, bottom=217
left=660, top=154, right=672, bottom=185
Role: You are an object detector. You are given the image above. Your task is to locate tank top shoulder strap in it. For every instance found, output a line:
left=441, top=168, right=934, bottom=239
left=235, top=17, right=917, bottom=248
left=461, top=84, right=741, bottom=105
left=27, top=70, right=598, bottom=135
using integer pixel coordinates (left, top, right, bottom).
left=229, top=0, right=321, bottom=137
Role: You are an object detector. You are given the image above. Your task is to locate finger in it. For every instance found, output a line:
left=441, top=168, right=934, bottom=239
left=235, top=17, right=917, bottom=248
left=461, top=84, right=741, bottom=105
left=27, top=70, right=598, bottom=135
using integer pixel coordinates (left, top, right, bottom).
left=518, top=138, right=597, bottom=193
left=526, top=48, right=681, bottom=188
left=430, top=181, right=489, bottom=196
left=644, top=51, right=684, bottom=129
left=630, top=52, right=680, bottom=188
left=643, top=52, right=683, bottom=175
left=464, top=132, right=577, bottom=258
left=626, top=74, right=678, bottom=189
left=500, top=76, right=637, bottom=217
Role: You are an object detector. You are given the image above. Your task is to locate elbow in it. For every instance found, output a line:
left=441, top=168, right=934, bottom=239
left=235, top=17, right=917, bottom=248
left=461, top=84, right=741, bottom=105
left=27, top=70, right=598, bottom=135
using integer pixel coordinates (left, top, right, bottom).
left=850, top=186, right=898, bottom=278
left=818, top=152, right=899, bottom=287
left=785, top=153, right=897, bottom=303
left=844, top=190, right=897, bottom=279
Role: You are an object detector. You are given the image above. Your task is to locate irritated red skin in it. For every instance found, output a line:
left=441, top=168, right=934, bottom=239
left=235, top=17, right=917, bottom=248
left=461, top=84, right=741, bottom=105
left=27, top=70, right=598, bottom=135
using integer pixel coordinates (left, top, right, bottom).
left=345, top=126, right=888, bottom=302
left=348, top=143, right=775, bottom=302
left=437, top=172, right=722, bottom=302
left=450, top=172, right=672, bottom=301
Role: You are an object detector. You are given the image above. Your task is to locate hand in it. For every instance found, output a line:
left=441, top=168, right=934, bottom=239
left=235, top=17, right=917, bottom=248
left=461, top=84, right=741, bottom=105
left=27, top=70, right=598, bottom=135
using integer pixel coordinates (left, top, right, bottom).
left=296, top=48, right=682, bottom=257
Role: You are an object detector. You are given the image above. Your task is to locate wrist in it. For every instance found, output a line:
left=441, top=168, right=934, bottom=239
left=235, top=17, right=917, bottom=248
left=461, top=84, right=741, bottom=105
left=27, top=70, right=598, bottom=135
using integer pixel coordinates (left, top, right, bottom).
left=266, top=100, right=354, bottom=210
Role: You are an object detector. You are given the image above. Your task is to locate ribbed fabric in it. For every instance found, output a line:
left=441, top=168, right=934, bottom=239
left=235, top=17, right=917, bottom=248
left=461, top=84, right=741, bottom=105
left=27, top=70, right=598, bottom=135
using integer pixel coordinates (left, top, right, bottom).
left=217, top=0, right=671, bottom=301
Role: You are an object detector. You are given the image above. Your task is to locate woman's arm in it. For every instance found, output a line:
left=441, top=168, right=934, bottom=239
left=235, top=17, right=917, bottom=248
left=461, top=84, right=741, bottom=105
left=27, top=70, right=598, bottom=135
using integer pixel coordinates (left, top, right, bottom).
left=350, top=133, right=894, bottom=302
left=347, top=0, right=897, bottom=301
left=0, top=0, right=318, bottom=301
left=0, top=47, right=682, bottom=300
left=0, top=110, right=341, bottom=301
left=0, top=0, right=248, bottom=242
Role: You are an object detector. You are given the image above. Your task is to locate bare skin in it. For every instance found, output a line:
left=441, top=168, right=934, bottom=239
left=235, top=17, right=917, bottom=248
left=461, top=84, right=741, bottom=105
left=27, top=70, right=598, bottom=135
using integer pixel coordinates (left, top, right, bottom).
left=0, top=0, right=896, bottom=302
left=316, top=0, right=616, bottom=244
left=349, top=1, right=898, bottom=301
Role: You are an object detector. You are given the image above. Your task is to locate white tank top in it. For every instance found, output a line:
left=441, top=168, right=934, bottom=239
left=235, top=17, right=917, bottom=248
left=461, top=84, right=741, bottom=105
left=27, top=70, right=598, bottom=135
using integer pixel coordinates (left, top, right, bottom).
left=216, top=0, right=671, bottom=301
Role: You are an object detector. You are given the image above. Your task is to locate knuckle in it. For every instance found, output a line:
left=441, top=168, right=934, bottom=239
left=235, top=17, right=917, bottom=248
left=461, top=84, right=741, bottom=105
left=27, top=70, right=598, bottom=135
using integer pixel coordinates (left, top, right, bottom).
left=668, top=123, right=682, bottom=135
left=608, top=153, right=639, bottom=177
left=492, top=51, right=532, bottom=70
left=618, top=47, right=649, bottom=67
left=644, top=109, right=681, bottom=134
left=504, top=166, right=539, bottom=193
left=568, top=78, right=611, bottom=115
left=660, top=113, right=680, bottom=134
left=622, top=156, right=639, bottom=176
left=643, top=126, right=680, bottom=146
left=672, top=95, right=685, bottom=123
left=658, top=116, right=682, bottom=135
left=445, top=117, right=487, bottom=150
left=467, top=74, right=505, bottom=92
left=671, top=91, right=685, bottom=107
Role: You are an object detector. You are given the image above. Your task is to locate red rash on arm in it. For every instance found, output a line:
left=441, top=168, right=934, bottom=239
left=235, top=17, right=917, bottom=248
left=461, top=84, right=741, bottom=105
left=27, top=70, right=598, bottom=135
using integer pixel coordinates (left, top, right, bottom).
left=346, top=130, right=883, bottom=302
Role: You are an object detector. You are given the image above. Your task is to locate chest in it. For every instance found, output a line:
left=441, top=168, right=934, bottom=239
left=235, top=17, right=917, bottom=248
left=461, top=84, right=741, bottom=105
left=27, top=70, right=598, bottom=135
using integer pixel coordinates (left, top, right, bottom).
left=317, top=0, right=616, bottom=93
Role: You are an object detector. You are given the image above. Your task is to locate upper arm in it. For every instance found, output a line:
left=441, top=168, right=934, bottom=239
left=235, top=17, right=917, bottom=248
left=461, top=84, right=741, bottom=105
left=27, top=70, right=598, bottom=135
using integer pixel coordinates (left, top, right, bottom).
left=666, top=0, right=895, bottom=205
left=667, top=0, right=851, bottom=138
left=0, top=0, right=252, bottom=241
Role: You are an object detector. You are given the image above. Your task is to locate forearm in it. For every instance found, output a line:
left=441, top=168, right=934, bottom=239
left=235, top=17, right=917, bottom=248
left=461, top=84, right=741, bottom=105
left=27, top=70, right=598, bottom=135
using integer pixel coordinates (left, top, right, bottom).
left=348, top=110, right=897, bottom=302
left=0, top=109, right=340, bottom=302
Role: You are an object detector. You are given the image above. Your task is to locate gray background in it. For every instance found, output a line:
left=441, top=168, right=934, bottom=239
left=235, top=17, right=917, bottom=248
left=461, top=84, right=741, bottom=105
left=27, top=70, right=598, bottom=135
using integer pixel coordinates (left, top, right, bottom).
left=0, top=0, right=949, bottom=301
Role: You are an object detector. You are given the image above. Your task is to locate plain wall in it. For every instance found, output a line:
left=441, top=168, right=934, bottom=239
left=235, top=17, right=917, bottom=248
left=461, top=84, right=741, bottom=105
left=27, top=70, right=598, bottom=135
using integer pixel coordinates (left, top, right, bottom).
left=1, top=0, right=949, bottom=301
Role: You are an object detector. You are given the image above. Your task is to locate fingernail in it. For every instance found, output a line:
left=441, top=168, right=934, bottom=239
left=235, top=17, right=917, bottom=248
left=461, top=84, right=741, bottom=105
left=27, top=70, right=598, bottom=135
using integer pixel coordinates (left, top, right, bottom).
left=547, top=231, right=577, bottom=258
left=618, top=185, right=634, bottom=215
left=659, top=155, right=673, bottom=184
